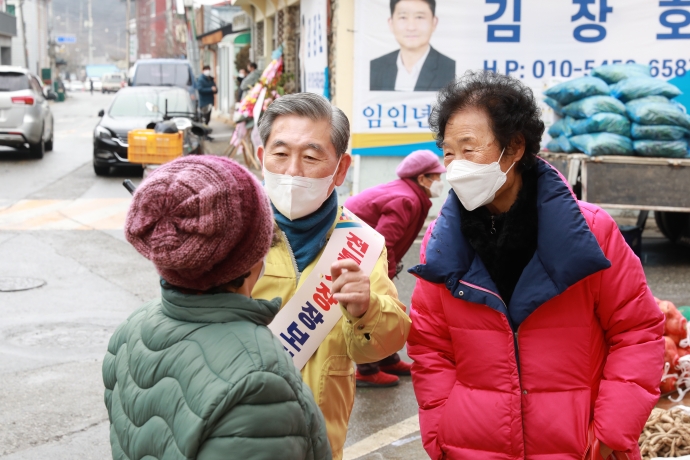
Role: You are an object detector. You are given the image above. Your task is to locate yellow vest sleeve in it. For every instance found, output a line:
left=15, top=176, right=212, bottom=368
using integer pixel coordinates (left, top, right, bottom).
left=340, top=247, right=412, bottom=364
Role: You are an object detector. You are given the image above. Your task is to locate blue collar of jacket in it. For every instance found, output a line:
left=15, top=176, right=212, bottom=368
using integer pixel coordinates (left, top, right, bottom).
left=410, top=159, right=611, bottom=330
left=273, top=191, right=339, bottom=273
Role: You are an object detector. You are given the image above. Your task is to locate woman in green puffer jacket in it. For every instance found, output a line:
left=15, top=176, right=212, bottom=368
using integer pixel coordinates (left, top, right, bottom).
left=103, top=156, right=331, bottom=460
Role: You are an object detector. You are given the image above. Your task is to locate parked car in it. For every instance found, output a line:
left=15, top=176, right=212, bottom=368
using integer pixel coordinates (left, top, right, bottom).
left=0, top=66, right=56, bottom=158
left=68, top=80, right=84, bottom=92
left=101, top=73, right=125, bottom=93
left=93, top=86, right=195, bottom=176
left=129, top=59, right=199, bottom=107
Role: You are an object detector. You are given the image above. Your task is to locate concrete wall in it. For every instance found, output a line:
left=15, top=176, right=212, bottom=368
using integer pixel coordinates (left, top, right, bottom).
left=331, top=0, right=353, bottom=122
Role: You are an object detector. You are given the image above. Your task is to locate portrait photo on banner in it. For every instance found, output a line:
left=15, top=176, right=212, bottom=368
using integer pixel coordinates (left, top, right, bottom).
left=369, top=0, right=456, bottom=92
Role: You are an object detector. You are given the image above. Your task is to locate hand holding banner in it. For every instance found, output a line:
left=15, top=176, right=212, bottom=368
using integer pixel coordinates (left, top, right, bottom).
left=268, top=208, right=385, bottom=370
left=331, top=259, right=371, bottom=319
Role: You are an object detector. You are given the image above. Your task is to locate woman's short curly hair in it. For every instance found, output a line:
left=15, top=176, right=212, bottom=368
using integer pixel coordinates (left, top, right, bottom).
left=429, top=70, right=545, bottom=170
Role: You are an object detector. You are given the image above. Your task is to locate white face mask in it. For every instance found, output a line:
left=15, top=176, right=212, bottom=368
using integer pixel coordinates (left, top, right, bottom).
left=263, top=159, right=341, bottom=220
left=203, top=70, right=211, bottom=77
left=426, top=179, right=444, bottom=198
left=446, top=149, right=515, bottom=211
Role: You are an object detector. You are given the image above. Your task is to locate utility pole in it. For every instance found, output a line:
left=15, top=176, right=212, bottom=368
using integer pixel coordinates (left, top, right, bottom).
left=165, top=0, right=174, bottom=57
left=125, top=0, right=131, bottom=70
left=18, top=0, right=29, bottom=70
left=87, top=0, right=93, bottom=65
left=49, top=0, right=56, bottom=87
left=183, top=3, right=199, bottom=73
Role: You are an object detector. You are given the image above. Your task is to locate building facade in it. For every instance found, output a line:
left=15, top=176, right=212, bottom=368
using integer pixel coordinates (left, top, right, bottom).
left=135, top=0, right=186, bottom=60
left=192, top=5, right=250, bottom=115
left=0, top=7, right=16, bottom=65
left=6, top=0, right=47, bottom=72
left=230, top=0, right=354, bottom=119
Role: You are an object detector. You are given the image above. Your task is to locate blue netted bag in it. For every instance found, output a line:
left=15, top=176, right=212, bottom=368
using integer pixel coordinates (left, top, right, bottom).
left=546, top=138, right=562, bottom=152
left=557, top=135, right=578, bottom=153
left=609, top=77, right=682, bottom=102
left=544, top=97, right=565, bottom=116
left=569, top=113, right=631, bottom=137
left=591, top=64, right=651, bottom=84
left=543, top=77, right=610, bottom=105
left=627, top=96, right=688, bottom=114
left=633, top=140, right=688, bottom=158
left=548, top=117, right=573, bottom=138
left=569, top=133, right=633, bottom=156
left=631, top=123, right=689, bottom=140
left=562, top=96, right=627, bottom=118
left=626, top=101, right=690, bottom=129
left=627, top=95, right=672, bottom=106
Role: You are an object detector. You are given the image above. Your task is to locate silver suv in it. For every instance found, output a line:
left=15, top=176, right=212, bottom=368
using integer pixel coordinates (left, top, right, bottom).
left=0, top=66, right=56, bottom=159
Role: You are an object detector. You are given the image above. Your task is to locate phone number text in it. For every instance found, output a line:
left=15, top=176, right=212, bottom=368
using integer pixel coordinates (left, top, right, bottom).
left=484, top=58, right=688, bottom=79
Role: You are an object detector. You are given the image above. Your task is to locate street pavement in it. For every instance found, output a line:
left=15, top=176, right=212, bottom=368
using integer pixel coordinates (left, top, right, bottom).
left=1, top=91, right=689, bottom=460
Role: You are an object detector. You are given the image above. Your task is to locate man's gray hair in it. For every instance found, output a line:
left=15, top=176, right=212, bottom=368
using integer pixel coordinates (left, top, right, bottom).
left=258, top=93, right=350, bottom=157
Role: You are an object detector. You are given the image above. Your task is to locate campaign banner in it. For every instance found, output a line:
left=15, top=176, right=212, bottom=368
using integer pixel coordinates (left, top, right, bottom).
left=300, top=0, right=329, bottom=96
left=268, top=208, right=385, bottom=370
left=353, top=0, right=690, bottom=156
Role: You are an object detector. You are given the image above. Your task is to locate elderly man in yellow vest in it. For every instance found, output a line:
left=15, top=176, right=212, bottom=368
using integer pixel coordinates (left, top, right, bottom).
left=253, top=93, right=411, bottom=460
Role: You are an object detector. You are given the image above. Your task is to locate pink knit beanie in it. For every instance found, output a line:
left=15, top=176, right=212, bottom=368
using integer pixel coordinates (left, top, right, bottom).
left=396, top=149, right=446, bottom=178
left=125, top=156, right=273, bottom=291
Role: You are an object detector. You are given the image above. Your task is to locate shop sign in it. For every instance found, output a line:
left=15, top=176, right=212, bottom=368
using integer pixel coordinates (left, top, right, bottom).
left=300, top=0, right=328, bottom=96
left=353, top=0, right=690, bottom=156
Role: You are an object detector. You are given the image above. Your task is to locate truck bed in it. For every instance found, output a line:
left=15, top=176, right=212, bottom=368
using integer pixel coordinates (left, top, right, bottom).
left=540, top=152, right=690, bottom=213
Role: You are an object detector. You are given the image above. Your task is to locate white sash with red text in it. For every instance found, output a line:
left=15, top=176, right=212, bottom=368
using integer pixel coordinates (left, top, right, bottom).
left=268, top=208, right=385, bottom=370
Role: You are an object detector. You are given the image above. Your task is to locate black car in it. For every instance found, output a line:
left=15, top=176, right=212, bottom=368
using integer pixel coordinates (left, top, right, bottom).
left=93, top=86, right=195, bottom=176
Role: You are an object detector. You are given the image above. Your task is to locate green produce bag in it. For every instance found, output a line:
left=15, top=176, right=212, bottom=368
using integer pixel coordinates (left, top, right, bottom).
left=546, top=138, right=562, bottom=152
left=569, top=133, right=633, bottom=156
left=591, top=63, right=651, bottom=84
left=544, top=97, right=565, bottom=116
left=562, top=96, right=627, bottom=118
left=569, top=113, right=631, bottom=137
left=557, top=135, right=578, bottom=153
left=544, top=77, right=610, bottom=105
left=631, top=124, right=688, bottom=140
left=626, top=101, right=690, bottom=129
left=548, top=117, right=573, bottom=138
left=627, top=95, right=672, bottom=106
left=610, top=77, right=682, bottom=102
left=633, top=140, right=688, bottom=158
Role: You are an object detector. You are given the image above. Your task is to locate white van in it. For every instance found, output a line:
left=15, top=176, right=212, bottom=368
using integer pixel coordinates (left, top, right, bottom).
left=101, top=73, right=125, bottom=93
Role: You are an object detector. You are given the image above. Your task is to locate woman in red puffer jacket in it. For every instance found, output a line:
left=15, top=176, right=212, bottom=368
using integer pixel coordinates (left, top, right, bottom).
left=408, top=71, right=664, bottom=460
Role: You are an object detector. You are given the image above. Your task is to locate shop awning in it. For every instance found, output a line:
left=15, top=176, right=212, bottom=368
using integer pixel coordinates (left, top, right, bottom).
left=197, top=24, right=234, bottom=46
